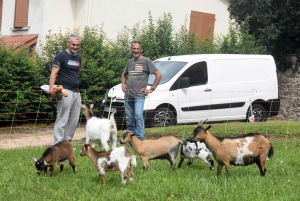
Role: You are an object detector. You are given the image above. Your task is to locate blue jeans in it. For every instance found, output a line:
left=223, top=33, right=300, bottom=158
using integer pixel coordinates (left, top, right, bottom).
left=125, top=96, right=145, bottom=139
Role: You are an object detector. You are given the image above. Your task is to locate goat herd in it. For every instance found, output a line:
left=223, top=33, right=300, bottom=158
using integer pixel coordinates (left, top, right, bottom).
left=32, top=103, right=274, bottom=184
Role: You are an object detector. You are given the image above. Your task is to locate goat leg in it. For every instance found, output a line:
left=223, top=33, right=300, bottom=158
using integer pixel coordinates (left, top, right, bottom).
left=217, top=163, right=223, bottom=176
left=60, top=165, right=64, bottom=174
left=224, top=163, right=230, bottom=177
left=177, top=157, right=184, bottom=168
left=43, top=166, right=48, bottom=177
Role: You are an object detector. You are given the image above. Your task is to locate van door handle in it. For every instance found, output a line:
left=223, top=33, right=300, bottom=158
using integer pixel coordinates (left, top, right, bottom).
left=204, top=88, right=211, bottom=92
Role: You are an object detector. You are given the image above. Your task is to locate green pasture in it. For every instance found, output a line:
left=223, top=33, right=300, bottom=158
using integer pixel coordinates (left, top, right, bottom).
left=0, top=121, right=300, bottom=201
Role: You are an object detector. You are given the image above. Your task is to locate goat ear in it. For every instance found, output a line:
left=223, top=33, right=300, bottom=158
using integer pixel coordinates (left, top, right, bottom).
left=205, top=125, right=211, bottom=131
left=31, top=157, right=37, bottom=162
left=90, top=104, right=94, bottom=109
left=44, top=161, right=49, bottom=166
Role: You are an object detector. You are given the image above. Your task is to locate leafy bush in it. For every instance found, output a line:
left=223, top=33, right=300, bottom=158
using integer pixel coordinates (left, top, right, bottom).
left=228, top=0, right=300, bottom=71
left=0, top=43, right=51, bottom=125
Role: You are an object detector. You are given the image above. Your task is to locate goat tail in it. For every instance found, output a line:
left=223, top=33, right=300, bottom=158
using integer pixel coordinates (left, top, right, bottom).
left=267, top=144, right=274, bottom=158
left=130, top=155, right=137, bottom=167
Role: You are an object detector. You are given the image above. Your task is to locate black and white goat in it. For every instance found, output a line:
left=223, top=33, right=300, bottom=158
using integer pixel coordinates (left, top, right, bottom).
left=31, top=140, right=76, bottom=177
left=80, top=144, right=137, bottom=184
left=178, top=139, right=214, bottom=170
left=120, top=130, right=182, bottom=171
left=189, top=120, right=274, bottom=176
left=80, top=103, right=117, bottom=151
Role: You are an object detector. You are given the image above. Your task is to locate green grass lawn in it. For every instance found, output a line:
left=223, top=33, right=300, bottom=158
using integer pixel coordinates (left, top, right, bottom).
left=0, top=121, right=300, bottom=201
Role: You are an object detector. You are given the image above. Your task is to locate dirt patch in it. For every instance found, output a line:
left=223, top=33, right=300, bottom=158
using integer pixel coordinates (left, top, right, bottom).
left=0, top=126, right=86, bottom=149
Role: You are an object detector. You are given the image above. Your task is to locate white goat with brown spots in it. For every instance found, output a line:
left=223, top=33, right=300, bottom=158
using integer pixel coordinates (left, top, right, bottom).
left=120, top=130, right=181, bottom=171
left=189, top=120, right=274, bottom=177
left=80, top=144, right=136, bottom=184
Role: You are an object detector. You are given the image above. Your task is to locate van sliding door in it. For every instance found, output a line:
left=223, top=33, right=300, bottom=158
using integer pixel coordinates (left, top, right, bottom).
left=176, top=61, right=212, bottom=123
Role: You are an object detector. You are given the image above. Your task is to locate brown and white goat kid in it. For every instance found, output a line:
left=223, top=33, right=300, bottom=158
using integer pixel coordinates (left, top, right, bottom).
left=79, top=144, right=137, bottom=184
left=189, top=120, right=274, bottom=177
left=80, top=103, right=117, bottom=151
left=31, top=140, right=76, bottom=177
left=120, top=130, right=182, bottom=171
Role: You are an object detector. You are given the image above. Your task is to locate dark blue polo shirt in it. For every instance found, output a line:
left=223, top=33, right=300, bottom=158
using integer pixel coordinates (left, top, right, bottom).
left=53, top=50, right=81, bottom=91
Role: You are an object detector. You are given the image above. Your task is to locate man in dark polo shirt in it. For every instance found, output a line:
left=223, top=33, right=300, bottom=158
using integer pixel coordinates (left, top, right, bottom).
left=49, top=34, right=82, bottom=143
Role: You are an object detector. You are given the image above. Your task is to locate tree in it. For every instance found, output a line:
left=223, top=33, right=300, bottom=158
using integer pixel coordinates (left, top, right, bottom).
left=228, top=0, right=300, bottom=71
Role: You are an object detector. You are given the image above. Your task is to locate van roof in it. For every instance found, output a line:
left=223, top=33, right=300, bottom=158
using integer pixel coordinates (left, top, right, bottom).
left=155, top=54, right=274, bottom=62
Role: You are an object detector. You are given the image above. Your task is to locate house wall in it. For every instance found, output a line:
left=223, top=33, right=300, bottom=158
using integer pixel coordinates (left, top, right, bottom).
left=79, top=0, right=230, bottom=39
left=1, top=0, right=229, bottom=48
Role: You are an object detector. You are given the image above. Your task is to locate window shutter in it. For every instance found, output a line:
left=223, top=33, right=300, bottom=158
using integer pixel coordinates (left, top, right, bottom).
left=189, top=11, right=215, bottom=39
left=14, top=0, right=29, bottom=28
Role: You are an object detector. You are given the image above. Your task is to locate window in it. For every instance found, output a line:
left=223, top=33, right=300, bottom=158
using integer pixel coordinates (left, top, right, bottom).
left=189, top=11, right=215, bottom=39
left=181, top=62, right=208, bottom=87
left=14, top=0, right=29, bottom=28
left=0, top=0, right=3, bottom=30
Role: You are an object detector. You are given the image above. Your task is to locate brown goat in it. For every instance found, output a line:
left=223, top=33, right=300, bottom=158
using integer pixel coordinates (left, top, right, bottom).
left=189, top=120, right=274, bottom=177
left=79, top=144, right=136, bottom=184
left=31, top=140, right=76, bottom=177
left=120, top=130, right=182, bottom=171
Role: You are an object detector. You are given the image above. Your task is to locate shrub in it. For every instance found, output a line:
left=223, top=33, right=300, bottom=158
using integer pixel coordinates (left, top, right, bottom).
left=0, top=43, right=50, bottom=125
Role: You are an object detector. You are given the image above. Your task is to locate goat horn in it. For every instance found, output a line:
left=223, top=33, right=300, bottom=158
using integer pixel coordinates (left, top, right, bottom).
left=197, top=119, right=208, bottom=126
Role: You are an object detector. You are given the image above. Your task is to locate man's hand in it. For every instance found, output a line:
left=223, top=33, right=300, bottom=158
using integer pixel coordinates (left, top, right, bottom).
left=121, top=84, right=127, bottom=93
left=140, top=88, right=153, bottom=95
left=49, top=87, right=57, bottom=98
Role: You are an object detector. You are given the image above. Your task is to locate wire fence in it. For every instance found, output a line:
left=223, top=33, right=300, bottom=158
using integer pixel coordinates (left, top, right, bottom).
left=0, top=88, right=298, bottom=135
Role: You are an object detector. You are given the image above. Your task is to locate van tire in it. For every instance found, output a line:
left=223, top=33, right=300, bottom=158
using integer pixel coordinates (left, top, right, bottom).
left=251, top=104, right=267, bottom=122
left=151, top=107, right=176, bottom=127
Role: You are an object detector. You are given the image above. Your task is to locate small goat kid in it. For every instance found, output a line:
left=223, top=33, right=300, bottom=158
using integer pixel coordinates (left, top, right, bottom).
left=31, top=140, right=76, bottom=177
left=120, top=130, right=181, bottom=171
left=80, top=103, right=117, bottom=151
left=178, top=139, right=214, bottom=170
left=189, top=120, right=274, bottom=177
left=80, top=144, right=137, bottom=184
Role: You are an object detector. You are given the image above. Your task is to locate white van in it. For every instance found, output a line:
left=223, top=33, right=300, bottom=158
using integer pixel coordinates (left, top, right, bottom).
left=99, top=54, right=280, bottom=127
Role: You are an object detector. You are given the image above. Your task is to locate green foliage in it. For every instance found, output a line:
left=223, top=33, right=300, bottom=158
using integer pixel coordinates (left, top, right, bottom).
left=228, top=0, right=300, bottom=71
left=216, top=21, right=264, bottom=54
left=0, top=44, right=51, bottom=124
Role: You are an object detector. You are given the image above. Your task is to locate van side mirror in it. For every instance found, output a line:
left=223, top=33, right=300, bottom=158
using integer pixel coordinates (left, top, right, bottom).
left=180, top=77, right=190, bottom=88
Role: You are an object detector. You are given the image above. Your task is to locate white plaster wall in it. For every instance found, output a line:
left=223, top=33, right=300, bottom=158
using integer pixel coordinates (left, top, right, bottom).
left=1, top=0, right=17, bottom=35
left=81, top=0, right=230, bottom=39
left=1, top=0, right=44, bottom=36
left=42, top=0, right=76, bottom=38
left=1, top=0, right=229, bottom=48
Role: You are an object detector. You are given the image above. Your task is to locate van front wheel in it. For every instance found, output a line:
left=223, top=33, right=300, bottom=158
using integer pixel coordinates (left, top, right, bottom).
left=151, top=107, right=176, bottom=127
left=251, top=104, right=267, bottom=122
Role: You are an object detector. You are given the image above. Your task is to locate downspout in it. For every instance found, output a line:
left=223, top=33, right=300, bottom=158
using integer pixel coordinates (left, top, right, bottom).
left=86, top=0, right=91, bottom=26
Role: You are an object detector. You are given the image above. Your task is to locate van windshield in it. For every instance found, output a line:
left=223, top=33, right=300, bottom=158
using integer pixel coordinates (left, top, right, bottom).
left=148, top=61, right=187, bottom=85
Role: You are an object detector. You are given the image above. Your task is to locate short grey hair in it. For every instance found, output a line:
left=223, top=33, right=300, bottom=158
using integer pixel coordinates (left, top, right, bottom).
left=68, top=34, right=80, bottom=42
left=131, top=40, right=143, bottom=49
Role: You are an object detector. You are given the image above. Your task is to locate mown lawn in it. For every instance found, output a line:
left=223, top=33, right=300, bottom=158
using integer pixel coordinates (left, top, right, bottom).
left=0, top=121, right=300, bottom=201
